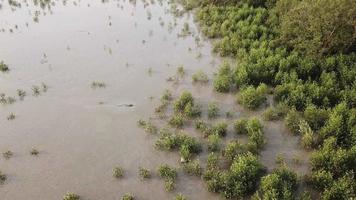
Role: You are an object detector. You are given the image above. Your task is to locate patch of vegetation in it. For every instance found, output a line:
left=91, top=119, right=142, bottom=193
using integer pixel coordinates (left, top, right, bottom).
left=30, top=148, right=39, bottom=156
left=0, top=61, right=9, bottom=72
left=7, top=113, right=16, bottom=120
left=113, top=166, right=124, bottom=178
left=158, top=164, right=177, bottom=192
left=138, top=167, right=151, bottom=180
left=0, top=171, right=7, bottom=184
left=213, top=62, right=234, bottom=92
left=121, top=193, right=134, bottom=200
left=175, top=194, right=187, bottom=200
left=222, top=140, right=244, bottom=163
left=63, top=193, right=80, bottom=200
left=137, top=120, right=158, bottom=134
left=182, top=159, right=202, bottom=176
left=262, top=103, right=289, bottom=121
left=207, top=102, right=219, bottom=118
left=192, top=70, right=209, bottom=83
left=91, top=81, right=106, bottom=89
left=207, top=134, right=221, bottom=152
left=3, top=150, right=13, bottom=159
left=236, top=83, right=268, bottom=110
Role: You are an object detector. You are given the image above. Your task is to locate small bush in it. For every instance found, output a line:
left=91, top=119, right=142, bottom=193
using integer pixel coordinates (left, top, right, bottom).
left=182, top=160, right=202, bottom=176
left=121, top=193, right=134, bottom=200
left=138, top=167, right=151, bottom=180
left=207, top=102, right=219, bottom=118
left=113, top=167, right=124, bottom=178
left=285, top=109, right=302, bottom=135
left=91, top=81, right=106, bottom=89
left=174, top=91, right=194, bottom=113
left=165, top=178, right=175, bottom=192
left=158, top=164, right=177, bottom=181
left=3, top=150, right=13, bottom=159
left=213, top=62, right=234, bottom=93
left=137, top=120, right=158, bottom=134
left=177, top=66, right=185, bottom=77
left=30, top=148, right=39, bottom=156
left=234, top=118, right=248, bottom=135
left=211, top=122, right=228, bottom=137
left=0, top=61, right=9, bottom=72
left=192, top=70, right=209, bottom=83
left=223, top=141, right=244, bottom=163
left=0, top=171, right=7, bottom=184
left=63, top=193, right=80, bottom=200
left=7, top=113, right=16, bottom=120
left=208, top=134, right=221, bottom=152
left=169, top=114, right=185, bottom=128
left=175, top=194, right=187, bottom=200
left=262, top=103, right=289, bottom=121
left=237, top=83, right=268, bottom=110
left=206, top=152, right=219, bottom=170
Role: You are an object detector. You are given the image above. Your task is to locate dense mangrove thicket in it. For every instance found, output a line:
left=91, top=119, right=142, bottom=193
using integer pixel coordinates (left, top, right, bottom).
left=179, top=0, right=356, bottom=199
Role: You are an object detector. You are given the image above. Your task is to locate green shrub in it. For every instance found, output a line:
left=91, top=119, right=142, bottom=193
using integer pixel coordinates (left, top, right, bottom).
left=182, top=160, right=202, bottom=176
left=0, top=171, right=7, bottom=184
left=137, top=120, right=158, bottom=134
left=121, top=193, right=134, bottom=200
left=234, top=118, right=248, bottom=135
left=138, top=167, right=151, bottom=180
left=63, top=193, right=80, bottom=200
left=175, top=194, right=187, bottom=200
left=0, top=61, right=9, bottom=72
left=262, top=103, right=289, bottom=121
left=299, top=120, right=314, bottom=149
left=192, top=70, right=209, bottom=83
left=208, top=134, right=221, bottom=152
left=158, top=164, right=177, bottom=181
left=113, top=167, right=124, bottom=178
left=259, top=166, right=298, bottom=200
left=237, top=83, right=268, bottom=110
left=210, top=122, right=228, bottom=137
left=169, top=114, right=185, bottom=128
left=213, top=62, right=234, bottom=92
left=165, top=178, right=175, bottom=192
left=207, top=102, right=219, bottom=118
left=285, top=109, right=302, bottom=135
left=206, top=152, right=219, bottom=170
left=3, top=150, right=13, bottom=159
left=223, top=141, right=244, bottom=163
left=174, top=91, right=194, bottom=113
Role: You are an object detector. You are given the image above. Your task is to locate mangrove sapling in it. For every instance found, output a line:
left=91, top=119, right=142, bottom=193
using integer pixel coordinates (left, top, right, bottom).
left=0, top=61, right=9, bottom=72
left=7, top=113, right=16, bottom=120
left=62, top=192, right=80, bottom=200
left=158, top=164, right=177, bottom=180
left=207, top=102, right=219, bottom=119
left=234, top=118, right=248, bottom=135
left=17, top=89, right=26, bottom=100
left=192, top=70, right=208, bottom=83
left=121, top=193, right=134, bottom=200
left=30, top=148, right=39, bottom=155
left=138, top=167, right=151, bottom=180
left=182, top=160, right=202, bottom=176
left=175, top=194, right=187, bottom=200
left=223, top=141, right=244, bottom=163
left=206, top=152, right=219, bottom=170
left=207, top=134, right=220, bottom=152
left=299, top=120, right=314, bottom=149
left=285, top=109, right=302, bottom=135
left=176, top=65, right=185, bottom=77
left=225, top=111, right=234, bottom=118
left=113, top=166, right=124, bottom=179
left=3, top=150, right=13, bottom=159
left=91, top=81, right=106, bottom=89
left=137, top=120, right=158, bottom=134
left=169, top=113, right=185, bottom=128
left=32, top=85, right=40, bottom=96
left=165, top=178, right=175, bottom=192
left=0, top=171, right=6, bottom=184
left=41, top=82, right=48, bottom=92
left=237, top=84, right=268, bottom=110
left=211, top=122, right=228, bottom=137
left=275, top=153, right=285, bottom=166
left=174, top=91, right=194, bottom=113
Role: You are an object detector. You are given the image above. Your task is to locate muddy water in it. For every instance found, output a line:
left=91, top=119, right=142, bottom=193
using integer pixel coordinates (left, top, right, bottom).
left=0, top=0, right=309, bottom=199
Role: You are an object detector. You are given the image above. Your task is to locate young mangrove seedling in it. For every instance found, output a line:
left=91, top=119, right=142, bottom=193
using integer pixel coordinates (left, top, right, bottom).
left=17, top=89, right=26, bottom=100
left=3, top=150, right=13, bottom=159
left=63, top=192, right=80, bottom=200
left=138, top=167, right=151, bottom=180
left=7, top=113, right=16, bottom=120
left=91, top=81, right=106, bottom=89
left=121, top=193, right=134, bottom=200
left=32, top=85, right=40, bottom=96
left=0, top=171, right=7, bottom=184
left=113, top=166, right=124, bottom=179
left=30, top=148, right=39, bottom=156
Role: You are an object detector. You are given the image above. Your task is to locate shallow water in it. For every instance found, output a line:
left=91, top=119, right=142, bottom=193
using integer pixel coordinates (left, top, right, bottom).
left=0, top=0, right=309, bottom=199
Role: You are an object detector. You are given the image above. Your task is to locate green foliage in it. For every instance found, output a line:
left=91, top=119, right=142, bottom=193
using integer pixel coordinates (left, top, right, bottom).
left=207, top=134, right=221, bottom=152
left=206, top=152, right=219, bottom=170
left=237, top=83, right=268, bottom=109
left=182, top=160, right=202, bottom=176
left=223, top=140, right=244, bottom=163
left=138, top=167, right=151, bottom=180
left=158, top=164, right=177, bottom=180
left=0, top=171, right=7, bottom=184
left=0, top=61, right=9, bottom=72
left=213, top=62, right=234, bottom=92
left=175, top=194, right=187, bottom=200
left=113, top=167, right=124, bottom=178
left=259, top=166, right=298, bottom=200
left=137, top=120, right=158, bottom=134
left=169, top=114, right=185, bottom=128
left=263, top=103, right=289, bottom=121
left=192, top=70, right=209, bottom=83
left=279, top=0, right=356, bottom=56
left=121, top=193, right=134, bottom=200
left=207, top=102, right=219, bottom=118
left=284, top=109, right=302, bottom=135
left=63, top=193, right=80, bottom=200
left=234, top=118, right=248, bottom=135
left=174, top=91, right=194, bottom=113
